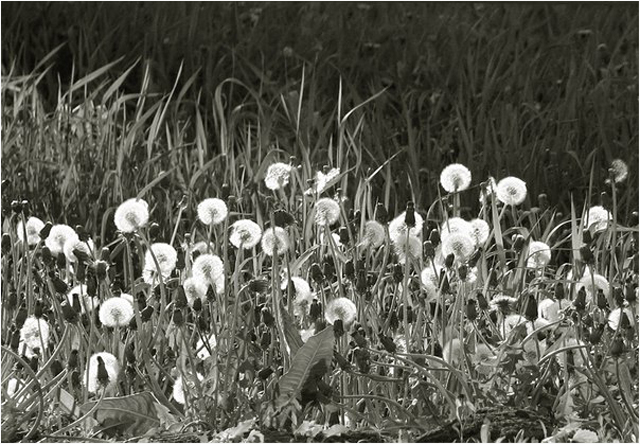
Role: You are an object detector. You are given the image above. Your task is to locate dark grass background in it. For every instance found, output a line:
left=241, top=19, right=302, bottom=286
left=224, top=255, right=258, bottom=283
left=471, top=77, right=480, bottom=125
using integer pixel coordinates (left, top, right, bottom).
left=2, top=2, right=638, bottom=231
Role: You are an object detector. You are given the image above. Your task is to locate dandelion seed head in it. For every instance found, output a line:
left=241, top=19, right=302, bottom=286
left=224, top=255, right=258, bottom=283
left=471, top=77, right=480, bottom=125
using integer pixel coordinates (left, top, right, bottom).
left=197, top=198, right=228, bottom=226
left=63, top=237, right=94, bottom=264
left=441, top=232, right=475, bottom=263
left=191, top=241, right=210, bottom=256
left=19, top=316, right=50, bottom=351
left=469, top=219, right=490, bottom=245
left=264, top=162, right=292, bottom=190
left=440, top=163, right=472, bottom=193
left=526, top=241, right=551, bottom=268
left=306, top=167, right=340, bottom=195
left=229, top=219, right=262, bottom=249
left=299, top=329, right=315, bottom=343
left=325, top=297, right=357, bottom=329
left=577, top=273, right=609, bottom=302
left=66, top=284, right=99, bottom=314
left=496, top=176, right=527, bottom=206
left=195, top=334, right=217, bottom=360
left=393, top=234, right=422, bottom=264
left=609, top=159, right=628, bottom=183
left=86, top=352, right=119, bottom=394
left=500, top=314, right=526, bottom=338
left=281, top=276, right=313, bottom=304
left=99, top=297, right=134, bottom=327
left=173, top=372, right=204, bottom=405
left=440, top=217, right=473, bottom=241
left=608, top=307, right=635, bottom=331
left=490, top=295, right=518, bottom=315
left=45, top=224, right=78, bottom=255
left=584, top=206, right=612, bottom=232
left=359, top=220, right=385, bottom=249
left=114, top=198, right=149, bottom=233
left=314, top=198, right=341, bottom=226
left=538, top=298, right=561, bottom=322
left=183, top=276, right=208, bottom=307
left=261, top=227, right=290, bottom=257
left=192, top=254, right=225, bottom=294
left=17, top=217, right=45, bottom=246
left=388, top=211, right=423, bottom=242
left=420, top=264, right=443, bottom=300
left=144, top=243, right=178, bottom=277
left=572, top=429, right=599, bottom=443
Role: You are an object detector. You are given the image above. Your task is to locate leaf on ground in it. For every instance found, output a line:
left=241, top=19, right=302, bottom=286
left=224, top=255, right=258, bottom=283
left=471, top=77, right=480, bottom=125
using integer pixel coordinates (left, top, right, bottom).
left=57, top=388, right=80, bottom=419
left=278, top=326, right=334, bottom=399
left=294, top=420, right=324, bottom=438
left=215, top=418, right=256, bottom=442
left=80, top=391, right=161, bottom=437
left=323, top=424, right=350, bottom=438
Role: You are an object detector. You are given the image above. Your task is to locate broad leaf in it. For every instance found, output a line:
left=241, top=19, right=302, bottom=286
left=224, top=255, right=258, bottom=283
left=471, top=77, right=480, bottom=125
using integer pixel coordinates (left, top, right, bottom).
left=278, top=326, right=334, bottom=399
left=80, top=391, right=161, bottom=437
left=280, top=304, right=304, bottom=356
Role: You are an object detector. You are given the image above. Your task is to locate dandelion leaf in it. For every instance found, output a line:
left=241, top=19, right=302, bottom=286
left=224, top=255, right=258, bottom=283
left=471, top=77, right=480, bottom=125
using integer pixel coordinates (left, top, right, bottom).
left=80, top=391, right=161, bottom=437
left=280, top=304, right=304, bottom=356
left=278, top=326, right=334, bottom=400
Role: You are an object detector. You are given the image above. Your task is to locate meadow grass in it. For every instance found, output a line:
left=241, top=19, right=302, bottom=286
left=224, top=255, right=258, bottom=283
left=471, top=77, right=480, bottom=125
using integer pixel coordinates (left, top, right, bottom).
left=1, top=2, right=638, bottom=443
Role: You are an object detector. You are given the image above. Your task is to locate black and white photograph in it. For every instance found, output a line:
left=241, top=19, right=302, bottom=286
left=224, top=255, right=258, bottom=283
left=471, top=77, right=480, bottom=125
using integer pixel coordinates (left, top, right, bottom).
left=1, top=2, right=638, bottom=442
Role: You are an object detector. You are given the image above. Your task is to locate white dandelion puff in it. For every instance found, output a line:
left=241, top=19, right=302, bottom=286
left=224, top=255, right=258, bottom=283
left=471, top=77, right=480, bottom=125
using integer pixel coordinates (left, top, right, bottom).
left=314, top=198, right=341, bottom=226
left=306, top=167, right=340, bottom=195
left=261, top=227, right=290, bottom=256
left=192, top=254, right=225, bottom=294
left=45, top=224, right=78, bottom=256
left=143, top=242, right=178, bottom=282
left=572, top=429, right=599, bottom=443
left=469, top=219, right=490, bottom=245
left=17, top=217, right=45, bottom=246
left=264, top=162, right=292, bottom=190
left=197, top=198, right=228, bottom=226
left=388, top=211, right=423, bottom=242
left=577, top=273, right=609, bottom=302
left=183, top=276, right=208, bottom=307
left=526, top=241, right=552, bottom=268
left=393, top=234, right=422, bottom=264
left=496, top=176, right=527, bottom=206
left=500, top=314, right=527, bottom=338
left=440, top=217, right=473, bottom=241
left=608, top=307, right=635, bottom=331
left=19, top=316, right=50, bottom=352
left=195, top=334, right=217, bottom=360
left=173, top=372, right=204, bottom=405
left=538, top=298, right=561, bottom=322
left=229, top=219, right=262, bottom=249
left=609, top=159, right=628, bottom=184
left=114, top=198, right=149, bottom=233
left=359, top=220, right=386, bottom=249
left=99, top=297, right=134, bottom=327
left=421, top=264, right=443, bottom=301
left=67, top=284, right=99, bottom=314
left=63, top=237, right=94, bottom=264
left=325, top=297, right=357, bottom=329
left=440, top=163, right=472, bottom=193
left=441, top=232, right=475, bottom=263
left=584, top=206, right=612, bottom=232
left=86, top=352, right=119, bottom=394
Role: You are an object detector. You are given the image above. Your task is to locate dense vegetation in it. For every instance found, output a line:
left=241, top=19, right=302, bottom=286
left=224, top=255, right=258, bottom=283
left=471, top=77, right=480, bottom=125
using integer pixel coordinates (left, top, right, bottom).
left=1, top=2, right=638, bottom=443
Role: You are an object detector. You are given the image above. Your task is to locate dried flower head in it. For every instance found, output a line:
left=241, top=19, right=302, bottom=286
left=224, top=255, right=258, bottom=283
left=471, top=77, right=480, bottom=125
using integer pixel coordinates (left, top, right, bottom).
left=197, top=198, right=228, bottom=226
left=114, top=198, right=149, bottom=233
left=86, top=352, right=119, bottom=394
left=17, top=217, right=45, bottom=246
left=173, top=372, right=204, bottom=404
left=479, top=177, right=497, bottom=204
left=584, top=206, right=612, bottom=232
left=325, top=297, right=357, bottom=329
left=229, top=219, right=262, bottom=249
left=264, top=162, right=292, bottom=190
left=45, top=224, right=78, bottom=256
left=314, top=198, right=341, bottom=226
left=192, top=254, right=225, bottom=294
left=261, top=227, right=290, bottom=256
left=526, top=241, right=551, bottom=268
left=609, top=159, right=628, bottom=184
left=388, top=211, right=423, bottom=242
left=490, top=295, right=518, bottom=315
left=306, top=167, right=340, bottom=195
left=183, top=276, right=208, bottom=307
left=19, top=316, right=50, bottom=352
left=496, top=177, right=527, bottom=206
left=143, top=243, right=178, bottom=284
left=440, top=163, right=472, bottom=193
left=393, top=234, right=422, bottom=264
left=441, top=232, right=475, bottom=263
left=359, top=220, right=386, bottom=249
left=99, top=297, right=134, bottom=327
left=469, top=219, right=490, bottom=245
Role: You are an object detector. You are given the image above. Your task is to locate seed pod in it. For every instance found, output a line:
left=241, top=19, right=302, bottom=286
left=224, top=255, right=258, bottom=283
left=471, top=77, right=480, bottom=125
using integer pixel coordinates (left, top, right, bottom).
left=613, top=287, right=624, bottom=307
left=262, top=307, right=274, bottom=327
left=351, top=330, right=367, bottom=348
left=75, top=225, right=89, bottom=242
left=193, top=297, right=202, bottom=312
left=125, top=343, right=136, bottom=364
left=15, top=303, right=27, bottom=329
left=524, top=294, right=538, bottom=321
left=273, top=209, right=296, bottom=228
left=429, top=229, right=440, bottom=247
left=260, top=330, right=271, bottom=350
left=339, top=227, right=350, bottom=245
left=610, top=338, right=625, bottom=357
left=555, top=283, right=565, bottom=300
left=333, top=319, right=344, bottom=337
left=423, top=240, right=435, bottom=259
left=68, top=350, right=79, bottom=369
left=175, top=286, right=188, bottom=309
left=626, top=283, right=637, bottom=304
left=148, top=222, right=160, bottom=240
left=465, top=299, right=478, bottom=321
left=477, top=292, right=488, bottom=310
left=141, top=305, right=154, bottom=322
left=393, top=264, right=403, bottom=283
left=56, top=253, right=66, bottom=269
left=580, top=245, right=594, bottom=265
left=50, top=359, right=63, bottom=377
left=512, top=234, right=525, bottom=252
left=345, top=260, right=355, bottom=280
left=444, top=253, right=455, bottom=269
left=257, top=367, right=274, bottom=380
left=596, top=290, right=608, bottom=310
left=309, top=299, right=322, bottom=322
left=574, top=287, right=587, bottom=312
left=334, top=352, right=351, bottom=370
left=172, top=309, right=183, bottom=326
left=39, top=222, right=52, bottom=240
left=379, top=333, right=396, bottom=353
left=458, top=265, right=468, bottom=281
left=41, top=245, right=53, bottom=266
left=375, top=203, right=389, bottom=225
left=404, top=202, right=416, bottom=228
left=11, top=200, right=23, bottom=214
left=310, top=263, right=324, bottom=284
left=538, top=193, right=549, bottom=211
left=1, top=233, right=11, bottom=255
left=10, top=326, right=20, bottom=351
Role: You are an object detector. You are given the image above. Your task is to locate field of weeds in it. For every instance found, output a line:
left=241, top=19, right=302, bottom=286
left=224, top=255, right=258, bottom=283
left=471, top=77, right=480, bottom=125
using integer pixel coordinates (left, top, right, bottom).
left=1, top=3, right=638, bottom=443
